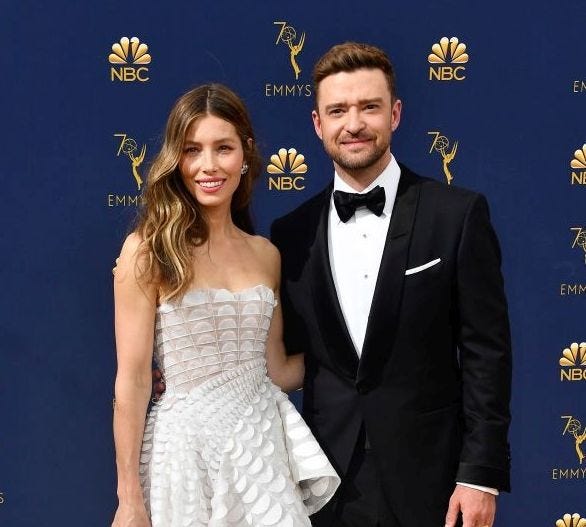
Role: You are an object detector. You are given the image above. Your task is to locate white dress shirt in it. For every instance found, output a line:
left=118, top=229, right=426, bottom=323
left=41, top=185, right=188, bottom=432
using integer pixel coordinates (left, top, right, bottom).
left=327, top=156, right=498, bottom=496
left=328, top=156, right=400, bottom=356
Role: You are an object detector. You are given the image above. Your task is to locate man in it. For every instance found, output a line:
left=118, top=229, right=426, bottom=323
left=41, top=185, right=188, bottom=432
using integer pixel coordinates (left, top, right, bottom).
left=270, top=42, right=512, bottom=527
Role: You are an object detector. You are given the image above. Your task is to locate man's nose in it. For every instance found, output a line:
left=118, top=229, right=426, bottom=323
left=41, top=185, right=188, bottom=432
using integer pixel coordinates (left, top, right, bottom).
left=345, top=108, right=365, bottom=134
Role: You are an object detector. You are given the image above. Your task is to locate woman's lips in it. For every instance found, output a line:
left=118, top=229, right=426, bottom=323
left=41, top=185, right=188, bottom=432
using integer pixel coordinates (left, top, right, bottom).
left=196, top=178, right=226, bottom=193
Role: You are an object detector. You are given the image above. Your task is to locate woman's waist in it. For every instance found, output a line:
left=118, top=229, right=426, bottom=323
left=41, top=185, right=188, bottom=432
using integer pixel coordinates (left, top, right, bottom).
left=157, top=357, right=268, bottom=400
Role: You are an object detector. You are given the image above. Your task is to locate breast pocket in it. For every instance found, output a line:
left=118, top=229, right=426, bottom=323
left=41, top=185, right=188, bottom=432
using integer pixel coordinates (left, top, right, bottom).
left=405, top=257, right=441, bottom=276
left=404, top=257, right=444, bottom=289
left=400, top=258, right=449, bottom=322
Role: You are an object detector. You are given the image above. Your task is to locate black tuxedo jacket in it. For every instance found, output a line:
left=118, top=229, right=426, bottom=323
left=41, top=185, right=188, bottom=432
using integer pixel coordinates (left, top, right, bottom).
left=271, top=165, right=511, bottom=523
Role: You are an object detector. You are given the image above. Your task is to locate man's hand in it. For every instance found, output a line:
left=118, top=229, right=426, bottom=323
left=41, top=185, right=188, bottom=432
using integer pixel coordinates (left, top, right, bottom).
left=152, top=369, right=165, bottom=401
left=444, top=485, right=496, bottom=527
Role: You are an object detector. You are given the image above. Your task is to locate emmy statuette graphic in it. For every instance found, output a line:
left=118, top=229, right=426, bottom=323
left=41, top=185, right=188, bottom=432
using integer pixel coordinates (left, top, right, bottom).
left=115, top=134, right=146, bottom=191
left=274, top=22, right=305, bottom=80
left=428, top=131, right=458, bottom=185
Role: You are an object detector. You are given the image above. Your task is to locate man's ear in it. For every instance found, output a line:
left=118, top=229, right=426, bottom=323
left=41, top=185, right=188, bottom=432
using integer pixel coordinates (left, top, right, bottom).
left=312, top=110, right=323, bottom=140
left=390, top=99, right=402, bottom=132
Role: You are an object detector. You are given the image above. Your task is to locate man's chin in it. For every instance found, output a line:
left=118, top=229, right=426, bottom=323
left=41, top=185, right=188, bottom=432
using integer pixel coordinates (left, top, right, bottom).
left=332, top=153, right=384, bottom=171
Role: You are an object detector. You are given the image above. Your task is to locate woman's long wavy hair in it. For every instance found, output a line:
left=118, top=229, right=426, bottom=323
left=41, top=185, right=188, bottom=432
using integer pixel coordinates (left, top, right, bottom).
left=134, top=84, right=262, bottom=302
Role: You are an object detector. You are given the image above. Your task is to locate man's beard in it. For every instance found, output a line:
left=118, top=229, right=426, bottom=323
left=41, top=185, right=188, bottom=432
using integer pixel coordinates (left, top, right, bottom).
left=323, top=139, right=388, bottom=171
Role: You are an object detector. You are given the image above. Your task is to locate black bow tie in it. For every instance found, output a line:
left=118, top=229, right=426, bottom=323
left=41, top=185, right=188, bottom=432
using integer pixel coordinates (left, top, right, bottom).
left=333, top=186, right=386, bottom=223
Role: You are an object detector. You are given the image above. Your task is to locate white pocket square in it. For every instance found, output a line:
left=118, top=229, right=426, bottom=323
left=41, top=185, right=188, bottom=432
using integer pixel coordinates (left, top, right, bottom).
left=405, top=258, right=441, bottom=276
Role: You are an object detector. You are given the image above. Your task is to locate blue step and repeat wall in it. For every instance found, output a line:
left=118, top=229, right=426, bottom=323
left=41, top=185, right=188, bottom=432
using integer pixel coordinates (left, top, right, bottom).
left=1, top=0, right=585, bottom=525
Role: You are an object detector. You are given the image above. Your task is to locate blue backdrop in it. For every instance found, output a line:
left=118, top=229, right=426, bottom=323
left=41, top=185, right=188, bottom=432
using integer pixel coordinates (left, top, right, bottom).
left=1, top=0, right=585, bottom=525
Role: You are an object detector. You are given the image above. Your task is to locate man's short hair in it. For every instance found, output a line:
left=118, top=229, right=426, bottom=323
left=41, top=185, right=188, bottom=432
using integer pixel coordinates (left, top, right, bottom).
left=312, top=42, right=397, bottom=105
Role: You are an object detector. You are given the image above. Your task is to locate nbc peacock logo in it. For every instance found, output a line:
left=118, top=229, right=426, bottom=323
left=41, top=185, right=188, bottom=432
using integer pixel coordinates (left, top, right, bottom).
left=556, top=513, right=586, bottom=527
left=570, top=144, right=586, bottom=185
left=267, top=148, right=308, bottom=191
left=560, top=342, right=586, bottom=382
left=108, top=36, right=151, bottom=82
left=428, top=37, right=468, bottom=81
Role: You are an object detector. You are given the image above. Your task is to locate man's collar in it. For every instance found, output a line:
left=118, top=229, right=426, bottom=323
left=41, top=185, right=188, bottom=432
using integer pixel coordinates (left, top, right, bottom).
left=333, top=156, right=400, bottom=217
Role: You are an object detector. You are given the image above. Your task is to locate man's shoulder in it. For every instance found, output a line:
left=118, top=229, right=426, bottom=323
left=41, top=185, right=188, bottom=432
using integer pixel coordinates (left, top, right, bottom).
left=270, top=184, right=331, bottom=253
left=272, top=184, right=331, bottom=230
left=401, top=163, right=484, bottom=211
left=402, top=163, right=479, bottom=197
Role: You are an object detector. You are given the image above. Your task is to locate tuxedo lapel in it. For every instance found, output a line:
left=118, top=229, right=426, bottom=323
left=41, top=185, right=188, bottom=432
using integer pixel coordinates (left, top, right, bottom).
left=309, top=184, right=359, bottom=379
left=357, top=168, right=421, bottom=386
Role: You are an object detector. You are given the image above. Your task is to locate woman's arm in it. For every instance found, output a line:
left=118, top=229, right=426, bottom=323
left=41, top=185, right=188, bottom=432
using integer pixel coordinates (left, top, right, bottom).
left=262, top=241, right=305, bottom=392
left=265, top=301, right=305, bottom=392
left=111, top=234, right=157, bottom=527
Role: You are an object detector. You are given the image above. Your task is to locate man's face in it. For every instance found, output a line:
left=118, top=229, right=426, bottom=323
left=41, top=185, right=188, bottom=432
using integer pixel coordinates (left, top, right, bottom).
left=312, top=68, right=401, bottom=186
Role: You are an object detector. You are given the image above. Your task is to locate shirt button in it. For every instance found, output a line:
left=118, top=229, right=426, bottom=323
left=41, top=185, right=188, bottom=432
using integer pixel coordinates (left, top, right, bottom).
left=362, top=234, right=367, bottom=238
left=364, top=274, right=368, bottom=279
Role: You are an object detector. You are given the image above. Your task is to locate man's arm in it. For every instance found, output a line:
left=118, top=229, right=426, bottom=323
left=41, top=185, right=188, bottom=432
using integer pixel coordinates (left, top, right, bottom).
left=446, top=193, right=512, bottom=526
left=455, top=193, right=512, bottom=489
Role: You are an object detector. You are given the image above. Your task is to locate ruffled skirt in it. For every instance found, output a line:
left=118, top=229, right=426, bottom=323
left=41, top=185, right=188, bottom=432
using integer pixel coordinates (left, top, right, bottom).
left=140, top=359, right=340, bottom=526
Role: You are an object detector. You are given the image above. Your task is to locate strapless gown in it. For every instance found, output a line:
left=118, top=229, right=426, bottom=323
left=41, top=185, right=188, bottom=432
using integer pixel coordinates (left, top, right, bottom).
left=139, top=284, right=340, bottom=526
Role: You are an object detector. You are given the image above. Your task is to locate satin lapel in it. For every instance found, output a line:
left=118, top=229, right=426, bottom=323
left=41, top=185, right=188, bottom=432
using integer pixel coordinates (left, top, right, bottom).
left=310, top=185, right=359, bottom=379
left=357, top=169, right=421, bottom=386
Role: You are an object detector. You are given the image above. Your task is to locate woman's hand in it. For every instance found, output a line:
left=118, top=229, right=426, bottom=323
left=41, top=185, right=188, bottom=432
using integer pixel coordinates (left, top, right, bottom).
left=112, top=500, right=151, bottom=527
left=151, top=368, right=166, bottom=401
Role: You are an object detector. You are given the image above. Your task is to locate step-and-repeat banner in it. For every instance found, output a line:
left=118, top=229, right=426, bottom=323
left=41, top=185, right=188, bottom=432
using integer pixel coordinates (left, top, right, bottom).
left=1, top=1, right=585, bottom=525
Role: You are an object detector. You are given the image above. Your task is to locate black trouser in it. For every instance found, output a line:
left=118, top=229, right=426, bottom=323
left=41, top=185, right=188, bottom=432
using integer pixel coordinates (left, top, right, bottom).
left=311, top=427, right=400, bottom=527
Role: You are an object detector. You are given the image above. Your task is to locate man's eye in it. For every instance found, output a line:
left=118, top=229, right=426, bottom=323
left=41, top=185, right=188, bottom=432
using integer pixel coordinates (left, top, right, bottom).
left=329, top=109, right=343, bottom=116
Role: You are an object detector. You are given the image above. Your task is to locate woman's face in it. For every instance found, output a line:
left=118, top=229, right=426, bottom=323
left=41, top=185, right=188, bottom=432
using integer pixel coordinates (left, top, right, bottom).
left=179, top=114, right=245, bottom=210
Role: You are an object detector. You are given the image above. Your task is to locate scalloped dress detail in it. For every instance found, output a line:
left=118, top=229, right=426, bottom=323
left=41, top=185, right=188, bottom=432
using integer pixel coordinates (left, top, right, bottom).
left=139, top=285, right=340, bottom=526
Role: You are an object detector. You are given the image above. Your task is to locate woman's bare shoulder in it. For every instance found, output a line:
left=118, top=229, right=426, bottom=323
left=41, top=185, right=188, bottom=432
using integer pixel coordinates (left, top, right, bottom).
left=246, top=235, right=280, bottom=262
left=115, top=232, right=146, bottom=270
left=120, top=232, right=143, bottom=256
left=114, top=232, right=157, bottom=290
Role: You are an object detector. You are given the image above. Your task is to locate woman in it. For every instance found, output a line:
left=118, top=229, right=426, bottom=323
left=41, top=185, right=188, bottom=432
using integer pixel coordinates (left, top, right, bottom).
left=111, top=84, right=339, bottom=527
